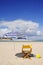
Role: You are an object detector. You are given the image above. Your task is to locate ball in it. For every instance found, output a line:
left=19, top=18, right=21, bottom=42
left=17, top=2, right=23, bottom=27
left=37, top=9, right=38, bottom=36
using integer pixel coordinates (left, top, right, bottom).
left=36, top=54, right=41, bottom=58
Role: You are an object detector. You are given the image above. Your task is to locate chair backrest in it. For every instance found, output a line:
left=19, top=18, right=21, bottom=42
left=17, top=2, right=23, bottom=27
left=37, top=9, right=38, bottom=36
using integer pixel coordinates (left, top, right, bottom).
left=22, top=45, right=32, bottom=48
left=22, top=45, right=32, bottom=53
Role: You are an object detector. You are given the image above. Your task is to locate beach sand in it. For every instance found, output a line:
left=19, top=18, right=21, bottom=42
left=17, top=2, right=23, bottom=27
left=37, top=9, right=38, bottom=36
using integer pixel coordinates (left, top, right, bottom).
left=0, top=42, right=43, bottom=65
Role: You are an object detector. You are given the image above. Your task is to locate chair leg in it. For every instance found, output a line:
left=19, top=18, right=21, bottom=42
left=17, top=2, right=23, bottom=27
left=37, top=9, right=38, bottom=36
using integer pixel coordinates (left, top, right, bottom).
left=23, top=53, right=32, bottom=59
left=23, top=53, right=26, bottom=58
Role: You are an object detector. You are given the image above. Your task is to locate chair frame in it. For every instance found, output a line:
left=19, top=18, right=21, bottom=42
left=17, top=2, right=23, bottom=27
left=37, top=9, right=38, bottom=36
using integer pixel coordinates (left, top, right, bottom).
left=22, top=45, right=32, bottom=58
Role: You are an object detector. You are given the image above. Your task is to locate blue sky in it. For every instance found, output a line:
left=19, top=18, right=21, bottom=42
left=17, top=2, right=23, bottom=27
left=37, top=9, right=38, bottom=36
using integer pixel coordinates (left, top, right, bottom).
left=0, top=0, right=43, bottom=39
left=0, top=0, right=43, bottom=24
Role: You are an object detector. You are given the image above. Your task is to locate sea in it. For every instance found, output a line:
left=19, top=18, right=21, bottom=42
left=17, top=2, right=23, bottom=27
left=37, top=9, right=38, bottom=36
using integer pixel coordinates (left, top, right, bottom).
left=0, top=39, right=43, bottom=42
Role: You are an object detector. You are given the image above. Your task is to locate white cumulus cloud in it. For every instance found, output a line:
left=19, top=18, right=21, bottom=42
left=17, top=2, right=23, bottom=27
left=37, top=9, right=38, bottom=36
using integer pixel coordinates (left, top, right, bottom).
left=0, top=19, right=41, bottom=37
left=0, top=28, right=11, bottom=37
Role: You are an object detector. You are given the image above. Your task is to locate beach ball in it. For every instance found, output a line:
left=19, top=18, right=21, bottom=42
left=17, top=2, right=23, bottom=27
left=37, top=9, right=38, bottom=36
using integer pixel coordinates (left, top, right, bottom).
left=36, top=54, right=41, bottom=58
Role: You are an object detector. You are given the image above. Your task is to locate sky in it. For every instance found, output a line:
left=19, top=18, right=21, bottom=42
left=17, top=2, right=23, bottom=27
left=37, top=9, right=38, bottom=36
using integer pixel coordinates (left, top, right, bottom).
left=0, top=0, right=43, bottom=40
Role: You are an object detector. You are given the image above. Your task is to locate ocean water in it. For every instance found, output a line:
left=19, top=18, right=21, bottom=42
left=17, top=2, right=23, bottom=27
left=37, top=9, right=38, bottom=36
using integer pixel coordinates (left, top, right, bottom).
left=0, top=39, right=43, bottom=42
left=0, top=39, right=14, bottom=42
left=0, top=39, right=29, bottom=42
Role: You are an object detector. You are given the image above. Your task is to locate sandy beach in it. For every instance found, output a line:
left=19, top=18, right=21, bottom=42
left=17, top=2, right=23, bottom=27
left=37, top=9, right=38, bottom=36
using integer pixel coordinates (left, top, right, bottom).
left=0, top=42, right=43, bottom=65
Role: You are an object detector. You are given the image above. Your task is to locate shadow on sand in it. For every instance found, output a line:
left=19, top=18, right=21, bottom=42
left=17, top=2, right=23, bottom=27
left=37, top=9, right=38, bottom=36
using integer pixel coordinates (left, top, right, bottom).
left=15, top=53, right=35, bottom=58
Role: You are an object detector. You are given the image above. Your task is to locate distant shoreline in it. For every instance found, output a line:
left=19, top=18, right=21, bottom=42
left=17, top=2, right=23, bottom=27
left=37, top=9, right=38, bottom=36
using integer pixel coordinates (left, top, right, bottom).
left=0, top=39, right=43, bottom=42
